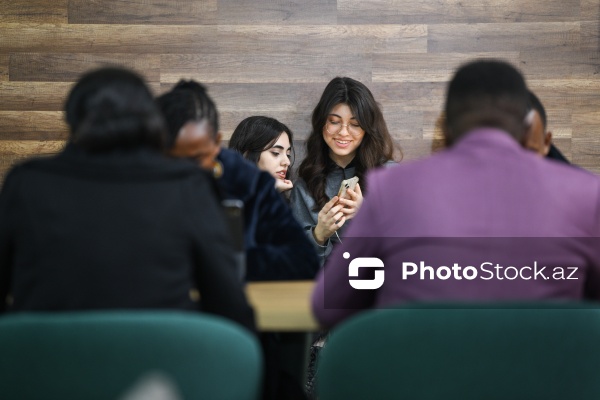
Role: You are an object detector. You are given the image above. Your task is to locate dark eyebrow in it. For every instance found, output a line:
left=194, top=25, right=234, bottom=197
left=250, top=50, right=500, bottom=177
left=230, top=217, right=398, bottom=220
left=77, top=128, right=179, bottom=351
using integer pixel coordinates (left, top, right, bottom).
left=328, top=113, right=357, bottom=121
left=271, top=145, right=292, bottom=151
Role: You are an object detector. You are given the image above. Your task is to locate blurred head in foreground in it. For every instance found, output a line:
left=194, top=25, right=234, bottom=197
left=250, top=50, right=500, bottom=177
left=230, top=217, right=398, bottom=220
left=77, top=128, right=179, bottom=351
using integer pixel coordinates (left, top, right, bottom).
left=65, top=67, right=165, bottom=153
left=443, top=60, right=530, bottom=147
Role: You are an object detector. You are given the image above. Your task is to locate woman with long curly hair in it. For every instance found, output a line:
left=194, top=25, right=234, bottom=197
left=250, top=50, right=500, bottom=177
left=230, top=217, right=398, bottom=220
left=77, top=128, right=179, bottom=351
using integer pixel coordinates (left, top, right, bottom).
left=290, top=76, right=397, bottom=265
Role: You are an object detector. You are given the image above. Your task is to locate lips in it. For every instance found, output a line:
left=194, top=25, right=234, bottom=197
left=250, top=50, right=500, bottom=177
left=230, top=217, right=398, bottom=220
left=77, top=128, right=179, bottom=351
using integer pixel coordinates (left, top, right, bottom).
left=276, top=170, right=287, bottom=179
left=334, top=139, right=351, bottom=148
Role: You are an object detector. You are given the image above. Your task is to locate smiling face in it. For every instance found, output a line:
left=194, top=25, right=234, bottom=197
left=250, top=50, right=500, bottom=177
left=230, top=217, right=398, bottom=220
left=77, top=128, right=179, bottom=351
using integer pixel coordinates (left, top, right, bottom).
left=322, top=103, right=365, bottom=167
left=257, top=132, right=292, bottom=181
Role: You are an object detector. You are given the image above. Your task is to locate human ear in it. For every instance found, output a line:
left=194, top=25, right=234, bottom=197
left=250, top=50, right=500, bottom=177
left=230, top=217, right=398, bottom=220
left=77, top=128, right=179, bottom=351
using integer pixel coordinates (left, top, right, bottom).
left=543, top=131, right=552, bottom=156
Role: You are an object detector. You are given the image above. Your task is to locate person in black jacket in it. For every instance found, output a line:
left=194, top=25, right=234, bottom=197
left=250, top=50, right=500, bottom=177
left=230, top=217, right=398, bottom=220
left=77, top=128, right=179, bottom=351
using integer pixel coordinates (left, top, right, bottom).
left=0, top=67, right=255, bottom=332
left=157, top=81, right=319, bottom=282
left=525, top=90, right=570, bottom=164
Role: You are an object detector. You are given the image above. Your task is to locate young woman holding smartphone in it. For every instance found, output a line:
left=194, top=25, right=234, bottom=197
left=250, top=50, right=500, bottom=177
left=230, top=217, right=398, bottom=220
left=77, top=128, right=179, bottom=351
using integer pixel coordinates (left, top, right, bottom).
left=290, top=77, right=397, bottom=265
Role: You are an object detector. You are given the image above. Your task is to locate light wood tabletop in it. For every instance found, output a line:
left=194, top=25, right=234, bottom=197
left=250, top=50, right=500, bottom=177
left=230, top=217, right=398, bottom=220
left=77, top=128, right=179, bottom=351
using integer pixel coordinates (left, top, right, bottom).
left=245, top=280, right=319, bottom=332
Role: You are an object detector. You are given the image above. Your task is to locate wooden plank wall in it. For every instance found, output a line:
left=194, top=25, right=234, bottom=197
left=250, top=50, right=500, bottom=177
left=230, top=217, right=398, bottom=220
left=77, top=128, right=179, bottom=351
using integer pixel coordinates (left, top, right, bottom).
left=0, top=0, right=599, bottom=182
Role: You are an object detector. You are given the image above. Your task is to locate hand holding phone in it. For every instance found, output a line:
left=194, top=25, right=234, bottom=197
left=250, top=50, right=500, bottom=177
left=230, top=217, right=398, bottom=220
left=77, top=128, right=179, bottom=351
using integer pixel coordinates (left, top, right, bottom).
left=337, top=176, right=359, bottom=200
left=336, top=176, right=363, bottom=221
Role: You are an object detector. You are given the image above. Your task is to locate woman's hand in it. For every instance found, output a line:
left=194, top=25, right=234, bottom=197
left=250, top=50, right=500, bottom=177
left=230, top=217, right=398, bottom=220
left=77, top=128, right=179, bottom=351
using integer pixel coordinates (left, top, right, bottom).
left=313, top=196, right=346, bottom=245
left=275, top=178, right=294, bottom=193
left=337, top=183, right=363, bottom=221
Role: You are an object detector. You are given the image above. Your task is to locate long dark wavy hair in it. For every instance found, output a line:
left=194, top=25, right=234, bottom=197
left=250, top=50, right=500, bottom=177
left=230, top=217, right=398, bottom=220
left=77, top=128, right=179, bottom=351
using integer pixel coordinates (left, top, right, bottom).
left=229, top=116, right=295, bottom=180
left=298, top=77, right=396, bottom=210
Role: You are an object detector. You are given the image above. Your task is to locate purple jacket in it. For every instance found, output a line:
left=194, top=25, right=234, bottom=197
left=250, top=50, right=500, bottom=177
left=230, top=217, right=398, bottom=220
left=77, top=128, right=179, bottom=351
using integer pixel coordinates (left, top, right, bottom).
left=312, top=128, right=600, bottom=328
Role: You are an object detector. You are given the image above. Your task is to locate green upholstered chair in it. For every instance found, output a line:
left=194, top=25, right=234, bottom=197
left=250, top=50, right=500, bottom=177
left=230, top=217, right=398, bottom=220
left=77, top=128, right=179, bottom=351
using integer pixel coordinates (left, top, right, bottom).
left=0, top=311, right=262, bottom=400
left=316, top=303, right=600, bottom=400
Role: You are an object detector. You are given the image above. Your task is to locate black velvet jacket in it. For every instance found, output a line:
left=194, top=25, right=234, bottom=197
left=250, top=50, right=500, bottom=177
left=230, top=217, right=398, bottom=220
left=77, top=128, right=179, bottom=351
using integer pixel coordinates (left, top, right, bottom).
left=217, top=149, right=319, bottom=281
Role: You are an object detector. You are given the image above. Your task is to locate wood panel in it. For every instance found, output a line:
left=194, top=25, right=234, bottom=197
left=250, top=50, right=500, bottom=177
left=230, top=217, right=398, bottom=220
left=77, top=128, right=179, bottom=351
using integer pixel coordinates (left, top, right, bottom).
left=572, top=111, right=600, bottom=139
left=581, top=21, right=600, bottom=50
left=0, top=0, right=68, bottom=23
left=0, top=55, right=8, bottom=82
left=519, top=50, right=600, bottom=80
left=582, top=0, right=600, bottom=19
left=373, top=52, right=520, bottom=83
left=540, top=109, right=573, bottom=139
left=0, top=0, right=599, bottom=181
left=0, top=112, right=68, bottom=140
left=370, top=82, right=447, bottom=115
left=338, top=0, right=583, bottom=24
left=0, top=82, right=73, bottom=111
left=0, top=82, right=161, bottom=112
left=214, top=25, right=427, bottom=55
left=0, top=24, right=219, bottom=54
left=384, top=110, right=426, bottom=140
left=68, top=0, right=217, bottom=25
left=428, top=22, right=580, bottom=53
left=397, top=138, right=446, bottom=162
left=160, top=54, right=373, bottom=84
left=422, top=110, right=446, bottom=139
left=0, top=140, right=65, bottom=155
left=528, top=79, right=600, bottom=114
left=219, top=111, right=311, bottom=141
left=194, top=83, right=324, bottom=114
left=217, top=0, right=337, bottom=25
left=9, top=54, right=161, bottom=82
left=572, top=138, right=600, bottom=173
left=160, top=82, right=319, bottom=141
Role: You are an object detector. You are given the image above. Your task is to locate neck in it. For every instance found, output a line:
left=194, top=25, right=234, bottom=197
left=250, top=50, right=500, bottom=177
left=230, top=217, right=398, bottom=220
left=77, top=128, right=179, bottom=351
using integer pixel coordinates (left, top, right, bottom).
left=329, top=152, right=355, bottom=168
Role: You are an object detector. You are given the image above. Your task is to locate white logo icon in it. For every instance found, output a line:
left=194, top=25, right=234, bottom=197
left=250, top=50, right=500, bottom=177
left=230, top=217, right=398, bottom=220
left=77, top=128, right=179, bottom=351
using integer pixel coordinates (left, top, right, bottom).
left=347, top=253, right=385, bottom=290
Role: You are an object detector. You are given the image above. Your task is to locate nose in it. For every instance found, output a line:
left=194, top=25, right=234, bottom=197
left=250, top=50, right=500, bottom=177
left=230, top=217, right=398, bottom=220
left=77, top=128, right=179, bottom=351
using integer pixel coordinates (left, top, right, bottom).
left=338, top=124, right=351, bottom=136
left=282, top=156, right=290, bottom=167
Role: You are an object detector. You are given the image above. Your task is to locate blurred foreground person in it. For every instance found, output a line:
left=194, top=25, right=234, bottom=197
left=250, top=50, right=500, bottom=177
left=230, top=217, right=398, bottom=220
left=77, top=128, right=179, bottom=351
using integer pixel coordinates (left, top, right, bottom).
left=0, top=67, right=254, bottom=331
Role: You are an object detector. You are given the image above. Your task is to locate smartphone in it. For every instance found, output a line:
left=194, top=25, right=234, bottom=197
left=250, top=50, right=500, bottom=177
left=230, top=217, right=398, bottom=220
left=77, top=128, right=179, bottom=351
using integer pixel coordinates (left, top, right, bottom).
left=337, top=176, right=359, bottom=199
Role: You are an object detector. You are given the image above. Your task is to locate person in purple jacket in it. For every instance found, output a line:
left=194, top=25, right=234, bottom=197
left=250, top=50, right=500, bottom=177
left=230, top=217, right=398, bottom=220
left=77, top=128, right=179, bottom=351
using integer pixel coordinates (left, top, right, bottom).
left=312, top=59, right=600, bottom=329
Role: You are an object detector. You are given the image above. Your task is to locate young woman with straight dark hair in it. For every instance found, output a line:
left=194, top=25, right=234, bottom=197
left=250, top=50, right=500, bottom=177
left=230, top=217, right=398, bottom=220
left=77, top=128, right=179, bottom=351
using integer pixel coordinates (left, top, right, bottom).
left=230, top=116, right=295, bottom=194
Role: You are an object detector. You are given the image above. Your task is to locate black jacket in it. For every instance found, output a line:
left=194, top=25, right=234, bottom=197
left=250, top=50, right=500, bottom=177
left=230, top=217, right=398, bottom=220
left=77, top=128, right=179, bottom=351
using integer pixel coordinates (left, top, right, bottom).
left=0, top=144, right=254, bottom=331
left=217, top=149, right=319, bottom=281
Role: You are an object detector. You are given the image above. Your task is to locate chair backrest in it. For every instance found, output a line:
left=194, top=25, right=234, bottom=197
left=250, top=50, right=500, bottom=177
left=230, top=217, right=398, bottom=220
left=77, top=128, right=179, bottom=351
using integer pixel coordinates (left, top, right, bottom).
left=317, top=303, right=600, bottom=400
left=0, top=311, right=262, bottom=400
